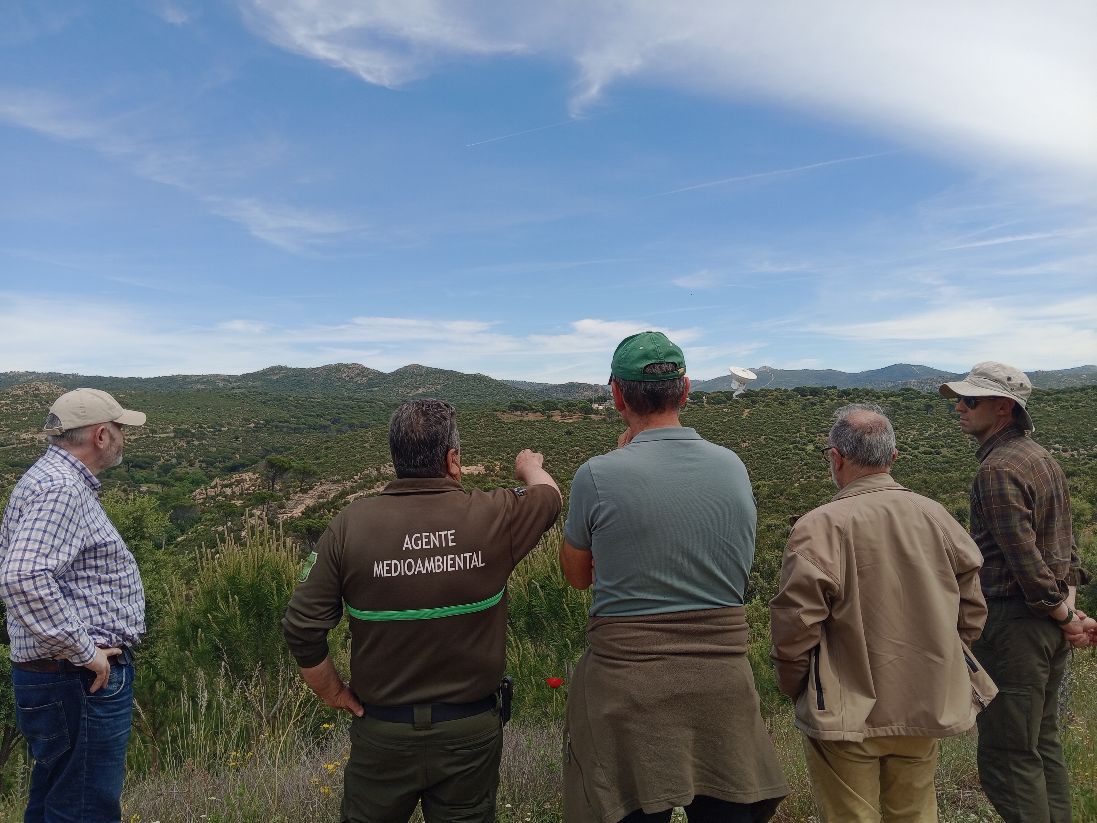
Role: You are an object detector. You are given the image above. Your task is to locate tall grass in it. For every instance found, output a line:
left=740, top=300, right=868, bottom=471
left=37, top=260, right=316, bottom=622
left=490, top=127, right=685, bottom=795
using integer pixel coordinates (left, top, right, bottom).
left=1, top=521, right=1094, bottom=821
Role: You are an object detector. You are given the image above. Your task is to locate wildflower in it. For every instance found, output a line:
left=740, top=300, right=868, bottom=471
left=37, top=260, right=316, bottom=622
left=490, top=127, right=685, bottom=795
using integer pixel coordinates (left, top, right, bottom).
left=545, top=677, right=564, bottom=689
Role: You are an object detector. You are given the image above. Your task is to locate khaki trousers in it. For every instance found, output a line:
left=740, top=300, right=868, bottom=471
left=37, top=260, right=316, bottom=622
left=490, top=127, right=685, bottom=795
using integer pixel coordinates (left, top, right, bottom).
left=802, top=735, right=939, bottom=823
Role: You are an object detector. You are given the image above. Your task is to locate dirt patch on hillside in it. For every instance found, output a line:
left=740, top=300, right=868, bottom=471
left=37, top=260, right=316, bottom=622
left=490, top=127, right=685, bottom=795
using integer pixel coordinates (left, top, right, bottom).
left=279, top=466, right=396, bottom=520
left=495, top=411, right=594, bottom=423
left=193, top=472, right=262, bottom=503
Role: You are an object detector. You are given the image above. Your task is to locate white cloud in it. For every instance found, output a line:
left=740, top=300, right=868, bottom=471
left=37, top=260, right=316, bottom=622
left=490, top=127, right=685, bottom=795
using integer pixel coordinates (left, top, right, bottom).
left=236, top=0, right=526, bottom=88
left=154, top=2, right=193, bottom=26
left=672, top=270, right=719, bottom=290
left=217, top=320, right=270, bottom=334
left=207, top=197, right=365, bottom=252
left=236, top=0, right=1097, bottom=176
left=813, top=297, right=1097, bottom=370
left=0, top=297, right=708, bottom=383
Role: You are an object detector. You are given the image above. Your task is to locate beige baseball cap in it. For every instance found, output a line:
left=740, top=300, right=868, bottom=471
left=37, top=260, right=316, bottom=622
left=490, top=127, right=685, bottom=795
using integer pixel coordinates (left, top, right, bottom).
left=939, top=361, right=1034, bottom=432
left=43, top=388, right=147, bottom=435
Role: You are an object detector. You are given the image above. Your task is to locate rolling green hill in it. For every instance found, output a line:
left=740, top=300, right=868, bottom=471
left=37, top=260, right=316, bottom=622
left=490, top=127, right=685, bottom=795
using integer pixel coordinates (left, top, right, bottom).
left=1, top=374, right=1095, bottom=820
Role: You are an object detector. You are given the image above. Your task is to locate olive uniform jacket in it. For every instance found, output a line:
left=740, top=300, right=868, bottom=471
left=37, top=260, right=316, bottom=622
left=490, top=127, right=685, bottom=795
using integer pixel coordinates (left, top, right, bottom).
left=770, top=473, right=998, bottom=741
left=283, top=477, right=560, bottom=706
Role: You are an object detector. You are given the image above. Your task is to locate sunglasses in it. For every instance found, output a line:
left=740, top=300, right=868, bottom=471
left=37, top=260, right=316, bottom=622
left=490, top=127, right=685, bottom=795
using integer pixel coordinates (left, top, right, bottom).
left=958, top=397, right=982, bottom=409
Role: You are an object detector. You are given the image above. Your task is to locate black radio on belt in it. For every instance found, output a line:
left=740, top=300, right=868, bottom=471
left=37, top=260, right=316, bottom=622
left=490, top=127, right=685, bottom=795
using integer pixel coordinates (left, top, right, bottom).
left=499, top=676, right=513, bottom=726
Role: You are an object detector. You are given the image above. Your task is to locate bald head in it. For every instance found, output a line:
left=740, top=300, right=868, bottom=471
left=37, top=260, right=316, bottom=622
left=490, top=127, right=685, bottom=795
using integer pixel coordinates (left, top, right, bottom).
left=829, top=403, right=897, bottom=471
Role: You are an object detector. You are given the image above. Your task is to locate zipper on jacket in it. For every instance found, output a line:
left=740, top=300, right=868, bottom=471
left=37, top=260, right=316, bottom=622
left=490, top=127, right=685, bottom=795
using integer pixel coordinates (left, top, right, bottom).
left=963, top=650, right=991, bottom=709
left=813, top=647, right=825, bottom=710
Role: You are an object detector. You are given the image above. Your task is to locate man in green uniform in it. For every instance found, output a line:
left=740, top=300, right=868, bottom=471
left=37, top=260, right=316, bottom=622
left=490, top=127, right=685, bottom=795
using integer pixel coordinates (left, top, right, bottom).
left=283, top=398, right=561, bottom=823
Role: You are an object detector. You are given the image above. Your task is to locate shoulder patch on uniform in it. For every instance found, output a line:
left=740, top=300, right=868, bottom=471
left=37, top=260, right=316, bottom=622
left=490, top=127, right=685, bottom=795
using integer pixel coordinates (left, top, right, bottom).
left=511, top=487, right=527, bottom=497
left=298, top=551, right=318, bottom=582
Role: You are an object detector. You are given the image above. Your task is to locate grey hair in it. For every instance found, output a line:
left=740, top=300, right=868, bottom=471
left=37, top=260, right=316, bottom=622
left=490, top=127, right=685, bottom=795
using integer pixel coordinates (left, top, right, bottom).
left=44, top=413, right=94, bottom=448
left=829, top=403, right=896, bottom=469
left=389, top=398, right=461, bottom=479
left=610, top=362, right=688, bottom=416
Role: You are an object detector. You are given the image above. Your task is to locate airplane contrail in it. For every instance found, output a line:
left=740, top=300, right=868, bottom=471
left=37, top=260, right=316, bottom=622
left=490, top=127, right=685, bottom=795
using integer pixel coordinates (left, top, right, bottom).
left=465, top=118, right=581, bottom=148
left=654, top=150, right=899, bottom=196
left=939, top=228, right=1086, bottom=251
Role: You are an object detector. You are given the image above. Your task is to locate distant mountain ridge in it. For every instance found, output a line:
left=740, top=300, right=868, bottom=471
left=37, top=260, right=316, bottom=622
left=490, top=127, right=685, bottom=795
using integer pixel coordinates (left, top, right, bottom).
left=0, top=363, right=543, bottom=407
left=2, top=362, right=1095, bottom=405
left=692, top=363, right=1097, bottom=392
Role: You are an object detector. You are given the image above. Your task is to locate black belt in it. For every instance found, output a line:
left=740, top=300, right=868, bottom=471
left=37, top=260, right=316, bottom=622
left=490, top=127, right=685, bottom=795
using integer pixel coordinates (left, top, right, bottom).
left=363, top=695, right=496, bottom=725
left=12, top=648, right=133, bottom=673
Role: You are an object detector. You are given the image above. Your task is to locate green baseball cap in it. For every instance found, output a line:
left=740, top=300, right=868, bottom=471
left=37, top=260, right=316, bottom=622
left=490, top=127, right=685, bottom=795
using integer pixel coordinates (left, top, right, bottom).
left=609, top=331, right=687, bottom=382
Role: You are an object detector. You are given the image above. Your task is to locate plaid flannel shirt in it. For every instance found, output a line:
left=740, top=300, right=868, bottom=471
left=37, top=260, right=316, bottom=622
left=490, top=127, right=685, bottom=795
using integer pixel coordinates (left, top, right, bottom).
left=970, top=425, right=1084, bottom=613
left=0, top=446, right=144, bottom=664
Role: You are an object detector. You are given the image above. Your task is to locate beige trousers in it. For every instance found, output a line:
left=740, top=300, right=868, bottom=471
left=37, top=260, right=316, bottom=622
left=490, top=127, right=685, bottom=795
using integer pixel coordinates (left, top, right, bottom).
left=802, top=735, right=940, bottom=823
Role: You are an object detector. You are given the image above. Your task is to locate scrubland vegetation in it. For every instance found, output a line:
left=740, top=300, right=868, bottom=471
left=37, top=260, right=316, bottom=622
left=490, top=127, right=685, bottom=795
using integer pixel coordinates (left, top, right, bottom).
left=0, top=380, right=1094, bottom=820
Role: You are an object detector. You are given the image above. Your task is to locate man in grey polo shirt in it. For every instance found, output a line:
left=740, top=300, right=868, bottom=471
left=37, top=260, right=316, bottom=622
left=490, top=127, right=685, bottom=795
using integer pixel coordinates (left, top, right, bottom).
left=559, top=331, right=786, bottom=823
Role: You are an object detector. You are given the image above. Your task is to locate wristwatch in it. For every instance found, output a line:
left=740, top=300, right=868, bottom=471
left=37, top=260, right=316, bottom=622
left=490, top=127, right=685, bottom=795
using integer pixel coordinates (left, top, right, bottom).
left=1053, top=607, right=1075, bottom=626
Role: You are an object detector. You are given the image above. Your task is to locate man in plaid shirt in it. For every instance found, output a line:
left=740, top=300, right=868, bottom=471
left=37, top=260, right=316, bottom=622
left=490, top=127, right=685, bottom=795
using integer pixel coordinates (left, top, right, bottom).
left=0, top=388, right=147, bottom=822
left=941, top=362, right=1091, bottom=823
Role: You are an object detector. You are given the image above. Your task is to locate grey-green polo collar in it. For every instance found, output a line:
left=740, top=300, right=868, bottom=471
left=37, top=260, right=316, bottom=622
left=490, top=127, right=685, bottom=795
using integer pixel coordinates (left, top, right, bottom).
left=629, top=426, right=701, bottom=443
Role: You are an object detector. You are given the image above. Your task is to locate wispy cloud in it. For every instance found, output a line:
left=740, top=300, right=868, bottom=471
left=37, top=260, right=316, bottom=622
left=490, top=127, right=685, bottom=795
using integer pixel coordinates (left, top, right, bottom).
left=1, top=5, right=85, bottom=46
left=153, top=2, right=193, bottom=26
left=236, top=1, right=1097, bottom=176
left=0, top=88, right=363, bottom=252
left=672, top=270, right=720, bottom=289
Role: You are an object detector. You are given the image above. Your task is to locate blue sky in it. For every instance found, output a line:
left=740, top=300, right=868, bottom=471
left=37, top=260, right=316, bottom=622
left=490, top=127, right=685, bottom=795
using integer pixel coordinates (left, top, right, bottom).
left=1, top=1, right=1095, bottom=383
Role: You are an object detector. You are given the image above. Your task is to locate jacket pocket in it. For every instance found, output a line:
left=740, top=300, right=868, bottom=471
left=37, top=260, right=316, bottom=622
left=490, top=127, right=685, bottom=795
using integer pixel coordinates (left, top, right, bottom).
left=962, top=647, right=998, bottom=710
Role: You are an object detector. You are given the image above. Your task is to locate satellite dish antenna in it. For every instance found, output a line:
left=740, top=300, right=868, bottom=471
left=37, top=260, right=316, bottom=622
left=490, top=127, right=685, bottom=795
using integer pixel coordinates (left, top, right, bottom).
left=728, top=366, right=757, bottom=398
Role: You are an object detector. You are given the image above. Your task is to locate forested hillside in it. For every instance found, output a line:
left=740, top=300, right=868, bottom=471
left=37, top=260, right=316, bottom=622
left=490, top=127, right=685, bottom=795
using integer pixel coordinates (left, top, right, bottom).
left=0, top=381, right=1094, bottom=820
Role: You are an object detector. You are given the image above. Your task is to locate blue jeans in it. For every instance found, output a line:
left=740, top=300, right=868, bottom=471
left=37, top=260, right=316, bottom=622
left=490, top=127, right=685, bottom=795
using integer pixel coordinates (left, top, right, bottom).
left=12, top=658, right=134, bottom=823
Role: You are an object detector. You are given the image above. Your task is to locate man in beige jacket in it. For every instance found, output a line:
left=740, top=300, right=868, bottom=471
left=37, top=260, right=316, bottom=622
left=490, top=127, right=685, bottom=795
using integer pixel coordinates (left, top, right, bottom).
left=770, top=403, right=996, bottom=822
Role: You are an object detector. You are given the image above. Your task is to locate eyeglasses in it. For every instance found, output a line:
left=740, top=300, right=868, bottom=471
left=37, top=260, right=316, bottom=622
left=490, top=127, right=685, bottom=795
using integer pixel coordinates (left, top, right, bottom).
left=820, top=445, right=836, bottom=462
left=958, top=397, right=982, bottom=409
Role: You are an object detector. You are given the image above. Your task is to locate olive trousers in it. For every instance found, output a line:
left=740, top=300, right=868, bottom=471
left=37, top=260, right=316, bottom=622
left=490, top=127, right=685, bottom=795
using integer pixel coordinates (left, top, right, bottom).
left=973, top=596, right=1072, bottom=823
left=341, top=709, right=502, bottom=823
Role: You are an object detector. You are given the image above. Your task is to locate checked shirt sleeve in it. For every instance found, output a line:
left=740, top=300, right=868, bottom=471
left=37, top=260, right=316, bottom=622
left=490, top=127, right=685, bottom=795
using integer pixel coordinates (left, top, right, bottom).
left=0, top=485, right=98, bottom=664
left=975, top=466, right=1064, bottom=613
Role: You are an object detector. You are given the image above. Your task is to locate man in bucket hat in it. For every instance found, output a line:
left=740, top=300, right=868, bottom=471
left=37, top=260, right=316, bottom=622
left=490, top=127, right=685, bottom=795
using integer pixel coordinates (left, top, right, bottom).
left=0, top=388, right=147, bottom=822
left=940, top=362, right=1090, bottom=822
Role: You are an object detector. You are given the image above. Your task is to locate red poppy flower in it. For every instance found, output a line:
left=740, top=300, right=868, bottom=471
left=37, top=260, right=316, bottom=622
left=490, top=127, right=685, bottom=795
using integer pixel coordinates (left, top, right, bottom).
left=545, top=677, right=564, bottom=689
